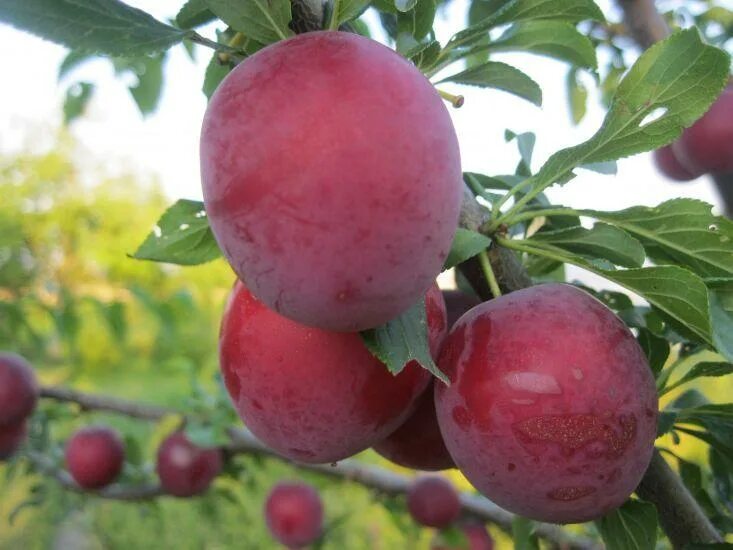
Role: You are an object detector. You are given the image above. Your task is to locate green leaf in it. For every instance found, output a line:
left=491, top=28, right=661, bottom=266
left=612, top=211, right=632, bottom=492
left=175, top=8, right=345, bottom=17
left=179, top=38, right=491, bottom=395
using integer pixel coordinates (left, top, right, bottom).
left=585, top=200, right=733, bottom=278
left=479, top=21, right=597, bottom=68
left=113, top=54, right=165, bottom=116
left=131, top=199, right=222, bottom=265
left=176, top=0, right=216, bottom=29
left=709, top=291, right=733, bottom=363
left=595, top=499, right=658, bottom=550
left=662, top=361, right=733, bottom=396
left=439, top=61, right=542, bottom=106
left=63, top=82, right=94, bottom=124
left=0, top=0, right=187, bottom=56
left=203, top=54, right=233, bottom=99
left=406, top=40, right=441, bottom=71
left=204, top=0, right=293, bottom=44
left=637, top=328, right=669, bottom=376
left=361, top=298, right=448, bottom=383
left=528, top=223, right=645, bottom=268
left=332, top=0, right=371, bottom=27
left=397, top=0, right=435, bottom=41
left=567, top=68, right=588, bottom=124
left=502, top=30, right=730, bottom=213
left=58, top=50, right=94, bottom=81
left=444, top=228, right=492, bottom=270
left=447, top=0, right=604, bottom=50
left=511, top=517, right=539, bottom=550
left=502, top=238, right=715, bottom=347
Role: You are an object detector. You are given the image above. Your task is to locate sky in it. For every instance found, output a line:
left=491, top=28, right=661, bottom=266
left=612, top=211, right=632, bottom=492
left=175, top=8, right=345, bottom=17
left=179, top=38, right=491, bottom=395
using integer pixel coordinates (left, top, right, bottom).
left=0, top=0, right=727, bottom=290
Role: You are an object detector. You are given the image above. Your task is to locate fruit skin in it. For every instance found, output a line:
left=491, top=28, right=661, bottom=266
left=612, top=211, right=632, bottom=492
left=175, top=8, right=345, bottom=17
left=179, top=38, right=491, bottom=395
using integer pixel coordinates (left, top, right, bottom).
left=265, top=482, right=324, bottom=548
left=443, top=290, right=481, bottom=329
left=673, top=85, right=733, bottom=174
left=200, top=31, right=462, bottom=332
left=65, top=426, right=125, bottom=489
left=407, top=476, right=461, bottom=528
left=156, top=432, right=223, bottom=497
left=373, top=384, right=455, bottom=471
left=0, top=352, right=38, bottom=426
left=432, top=523, right=494, bottom=550
left=653, top=145, right=699, bottom=182
left=219, top=281, right=444, bottom=464
left=0, top=421, right=28, bottom=460
left=435, top=283, right=658, bottom=524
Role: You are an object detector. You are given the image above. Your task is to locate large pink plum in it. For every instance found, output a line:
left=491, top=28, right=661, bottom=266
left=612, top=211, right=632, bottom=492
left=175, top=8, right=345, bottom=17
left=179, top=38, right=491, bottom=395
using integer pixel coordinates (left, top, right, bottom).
left=200, top=31, right=462, bottom=331
left=219, top=281, right=445, bottom=464
left=0, top=352, right=38, bottom=426
left=435, top=284, right=657, bottom=523
left=65, top=426, right=125, bottom=490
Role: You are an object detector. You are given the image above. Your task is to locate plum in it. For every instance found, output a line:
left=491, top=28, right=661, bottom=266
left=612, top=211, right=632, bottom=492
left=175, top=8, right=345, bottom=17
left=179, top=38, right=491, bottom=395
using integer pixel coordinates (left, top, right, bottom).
left=0, top=352, right=38, bottom=426
left=435, top=283, right=657, bottom=523
left=674, top=84, right=733, bottom=174
left=201, top=31, right=462, bottom=331
left=65, top=426, right=125, bottom=489
left=373, top=384, right=455, bottom=471
left=653, top=145, right=699, bottom=182
left=407, top=476, right=461, bottom=528
left=265, top=481, right=323, bottom=548
left=156, top=432, right=223, bottom=497
left=0, top=420, right=27, bottom=460
left=219, top=280, right=445, bottom=463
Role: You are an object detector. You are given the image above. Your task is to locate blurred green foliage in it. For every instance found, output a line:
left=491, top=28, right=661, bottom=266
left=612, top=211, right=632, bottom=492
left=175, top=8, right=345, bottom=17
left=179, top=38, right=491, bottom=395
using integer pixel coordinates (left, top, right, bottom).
left=0, top=136, right=513, bottom=549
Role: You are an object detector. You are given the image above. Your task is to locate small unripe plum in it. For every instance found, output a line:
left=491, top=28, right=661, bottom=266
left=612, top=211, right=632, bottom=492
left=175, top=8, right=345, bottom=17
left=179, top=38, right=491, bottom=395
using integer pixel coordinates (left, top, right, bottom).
left=265, top=481, right=324, bottom=548
left=201, top=31, right=462, bottom=332
left=0, top=421, right=27, bottom=460
left=373, top=384, right=455, bottom=471
left=432, top=523, right=494, bottom=550
left=156, top=432, right=223, bottom=497
left=65, top=426, right=125, bottom=489
left=442, top=290, right=481, bottom=329
left=0, top=352, right=38, bottom=426
left=652, top=145, right=699, bottom=182
left=407, top=476, right=461, bottom=528
left=435, top=283, right=658, bottom=524
left=219, top=281, right=445, bottom=464
left=674, top=84, right=733, bottom=174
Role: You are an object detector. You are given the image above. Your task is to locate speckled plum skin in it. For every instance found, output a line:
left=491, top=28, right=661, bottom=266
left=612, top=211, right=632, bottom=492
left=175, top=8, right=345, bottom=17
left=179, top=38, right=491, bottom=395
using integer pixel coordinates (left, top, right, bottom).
left=673, top=85, right=733, bottom=174
left=65, top=426, right=125, bottom=489
left=200, top=31, right=462, bottom=332
left=265, top=482, right=323, bottom=548
left=432, top=523, right=494, bottom=550
left=219, top=281, right=445, bottom=464
left=156, top=432, right=223, bottom=497
left=653, top=145, right=699, bottom=182
left=0, top=421, right=27, bottom=460
left=0, top=353, right=38, bottom=426
left=373, top=383, right=455, bottom=471
left=435, top=283, right=658, bottom=524
left=407, top=476, right=461, bottom=528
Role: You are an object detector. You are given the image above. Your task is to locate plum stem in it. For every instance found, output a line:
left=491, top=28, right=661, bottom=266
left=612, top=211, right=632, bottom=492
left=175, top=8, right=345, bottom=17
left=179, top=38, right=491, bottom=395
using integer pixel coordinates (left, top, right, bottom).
left=436, top=89, right=465, bottom=109
left=478, top=250, right=502, bottom=298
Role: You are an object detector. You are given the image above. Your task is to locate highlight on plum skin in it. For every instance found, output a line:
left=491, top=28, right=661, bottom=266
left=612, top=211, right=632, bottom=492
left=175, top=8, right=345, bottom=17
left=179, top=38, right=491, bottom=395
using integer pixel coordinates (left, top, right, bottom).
left=218, top=280, right=445, bottom=464
left=435, top=283, right=658, bottom=524
left=264, top=481, right=324, bottom=548
left=200, top=30, right=462, bottom=332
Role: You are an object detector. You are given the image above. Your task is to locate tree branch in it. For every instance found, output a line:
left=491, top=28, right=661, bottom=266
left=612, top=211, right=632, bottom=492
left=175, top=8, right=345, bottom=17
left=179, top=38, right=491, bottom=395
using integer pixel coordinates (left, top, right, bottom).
left=36, top=385, right=599, bottom=549
left=636, top=450, right=722, bottom=548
